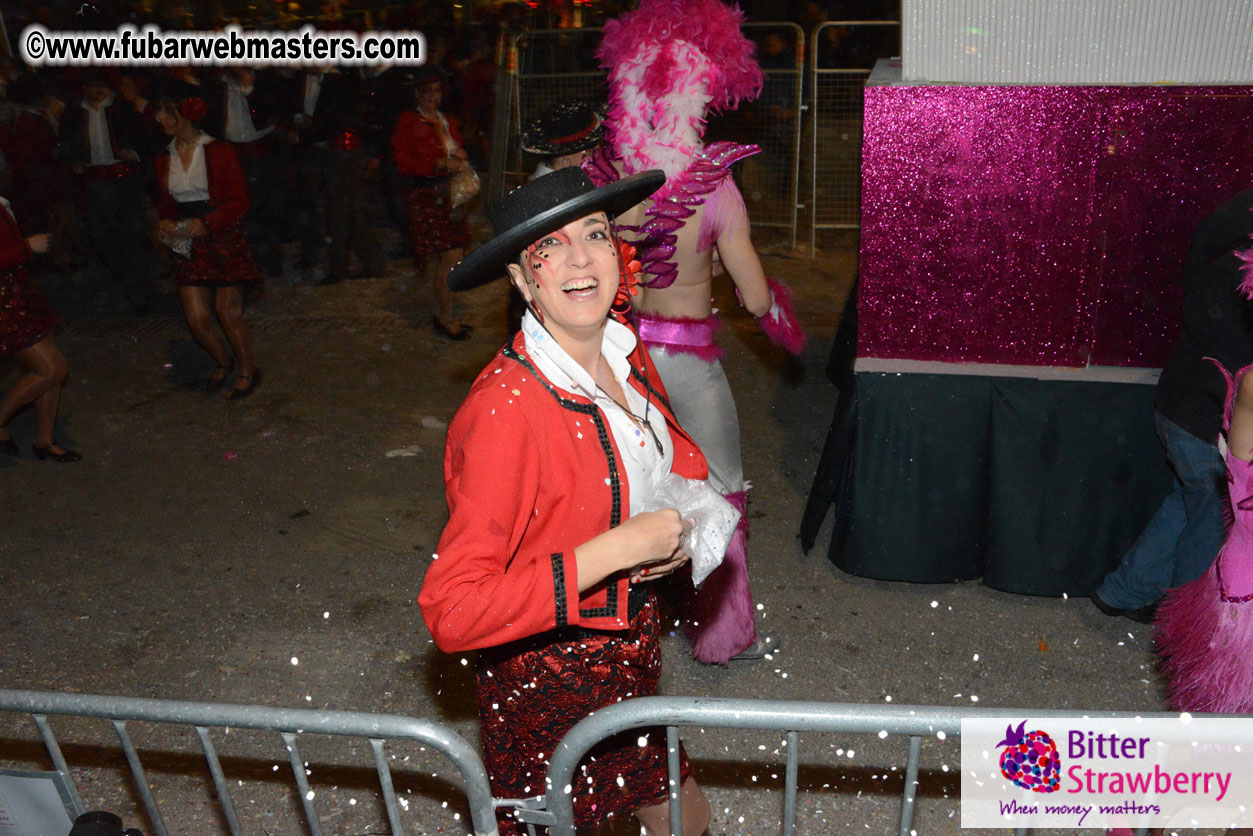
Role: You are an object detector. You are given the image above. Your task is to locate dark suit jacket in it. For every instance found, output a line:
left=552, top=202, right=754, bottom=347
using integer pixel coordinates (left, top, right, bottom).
left=1155, top=189, right=1253, bottom=443
left=61, top=97, right=152, bottom=165
left=292, top=70, right=363, bottom=145
left=207, top=71, right=289, bottom=142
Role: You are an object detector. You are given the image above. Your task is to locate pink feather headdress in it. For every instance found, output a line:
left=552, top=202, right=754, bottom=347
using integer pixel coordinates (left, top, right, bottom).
left=598, top=0, right=763, bottom=185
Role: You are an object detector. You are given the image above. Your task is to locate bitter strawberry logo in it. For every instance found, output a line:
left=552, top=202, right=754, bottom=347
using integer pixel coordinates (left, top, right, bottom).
left=996, top=721, right=1061, bottom=793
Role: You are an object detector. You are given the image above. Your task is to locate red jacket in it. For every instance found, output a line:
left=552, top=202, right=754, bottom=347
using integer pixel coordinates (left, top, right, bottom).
left=0, top=202, right=32, bottom=271
left=419, top=331, right=709, bottom=652
left=390, top=109, right=462, bottom=177
left=154, top=138, right=250, bottom=234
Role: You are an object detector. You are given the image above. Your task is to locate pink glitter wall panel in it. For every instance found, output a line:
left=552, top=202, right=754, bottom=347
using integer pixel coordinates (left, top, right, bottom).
left=859, top=84, right=1253, bottom=367
left=1092, top=89, right=1253, bottom=367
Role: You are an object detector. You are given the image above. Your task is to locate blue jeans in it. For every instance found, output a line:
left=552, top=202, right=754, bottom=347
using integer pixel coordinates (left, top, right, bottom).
left=1097, top=412, right=1226, bottom=609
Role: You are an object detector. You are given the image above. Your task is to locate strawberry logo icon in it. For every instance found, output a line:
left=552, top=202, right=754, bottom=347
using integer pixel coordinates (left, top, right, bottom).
left=996, top=721, right=1060, bottom=793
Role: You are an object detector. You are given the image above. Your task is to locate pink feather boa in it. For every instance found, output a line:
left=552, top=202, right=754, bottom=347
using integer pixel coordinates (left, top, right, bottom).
left=756, top=277, right=806, bottom=356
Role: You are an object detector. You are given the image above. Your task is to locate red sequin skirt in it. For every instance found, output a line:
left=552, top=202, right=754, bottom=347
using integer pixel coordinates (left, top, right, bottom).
left=0, top=266, right=59, bottom=356
left=476, top=595, right=691, bottom=835
left=403, top=183, right=469, bottom=263
left=176, top=227, right=263, bottom=287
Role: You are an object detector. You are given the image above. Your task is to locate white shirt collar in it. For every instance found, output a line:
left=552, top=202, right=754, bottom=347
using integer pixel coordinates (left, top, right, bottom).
left=521, top=310, right=637, bottom=400
left=167, top=133, right=213, bottom=153
left=82, top=93, right=115, bottom=112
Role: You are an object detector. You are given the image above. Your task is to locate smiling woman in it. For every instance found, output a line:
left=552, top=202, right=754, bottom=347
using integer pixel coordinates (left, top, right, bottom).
left=419, top=167, right=714, bottom=836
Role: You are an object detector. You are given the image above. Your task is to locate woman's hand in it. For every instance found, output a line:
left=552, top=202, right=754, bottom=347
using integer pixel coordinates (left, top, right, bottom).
left=628, top=515, right=695, bottom=583
left=616, top=508, right=686, bottom=567
left=573, top=508, right=690, bottom=592
left=26, top=234, right=51, bottom=254
left=185, top=218, right=208, bottom=239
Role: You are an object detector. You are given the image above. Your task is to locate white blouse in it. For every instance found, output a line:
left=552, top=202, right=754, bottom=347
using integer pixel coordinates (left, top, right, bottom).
left=166, top=135, right=213, bottom=203
left=522, top=311, right=674, bottom=516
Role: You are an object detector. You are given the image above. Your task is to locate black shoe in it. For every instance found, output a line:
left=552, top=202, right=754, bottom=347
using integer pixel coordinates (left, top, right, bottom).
left=729, top=635, right=780, bottom=661
left=433, top=315, right=471, bottom=341
left=0, top=435, right=17, bottom=456
left=206, top=364, right=234, bottom=393
left=33, top=443, right=82, bottom=463
left=1090, top=591, right=1158, bottom=624
left=228, top=370, right=260, bottom=400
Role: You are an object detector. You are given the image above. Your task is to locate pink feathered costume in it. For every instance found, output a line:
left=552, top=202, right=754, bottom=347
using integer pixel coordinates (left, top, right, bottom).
left=1156, top=244, right=1253, bottom=712
left=586, top=0, right=805, bottom=664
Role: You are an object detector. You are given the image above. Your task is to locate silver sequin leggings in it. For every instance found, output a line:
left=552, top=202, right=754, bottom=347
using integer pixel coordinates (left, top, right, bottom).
left=645, top=346, right=745, bottom=495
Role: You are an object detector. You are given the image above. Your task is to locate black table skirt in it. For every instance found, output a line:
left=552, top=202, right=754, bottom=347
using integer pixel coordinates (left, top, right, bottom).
left=801, top=370, right=1175, bottom=596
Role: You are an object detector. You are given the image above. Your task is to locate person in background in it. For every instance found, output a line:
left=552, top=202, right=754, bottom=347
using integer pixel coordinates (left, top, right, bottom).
left=7, top=75, right=80, bottom=273
left=154, top=97, right=263, bottom=400
left=1157, top=214, right=1253, bottom=719
left=587, top=0, right=804, bottom=664
left=63, top=70, right=157, bottom=315
left=521, top=99, right=605, bottom=180
left=210, top=67, right=288, bottom=277
left=1092, top=190, right=1253, bottom=623
left=390, top=67, right=473, bottom=340
left=0, top=196, right=80, bottom=462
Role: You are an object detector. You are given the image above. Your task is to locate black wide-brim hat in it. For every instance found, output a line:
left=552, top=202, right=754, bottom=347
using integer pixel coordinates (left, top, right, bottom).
left=447, top=166, right=664, bottom=291
left=521, top=101, right=606, bottom=156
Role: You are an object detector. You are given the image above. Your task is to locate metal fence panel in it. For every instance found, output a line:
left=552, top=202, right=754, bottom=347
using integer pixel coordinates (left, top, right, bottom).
left=0, top=689, right=498, bottom=836
left=711, top=22, right=805, bottom=245
left=535, top=696, right=1176, bottom=836
left=810, top=21, right=902, bottom=250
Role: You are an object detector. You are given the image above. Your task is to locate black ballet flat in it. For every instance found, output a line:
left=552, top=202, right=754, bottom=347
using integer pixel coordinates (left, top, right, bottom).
left=0, top=436, right=17, bottom=456
left=228, top=370, right=261, bottom=401
left=206, top=363, right=234, bottom=393
left=33, top=443, right=82, bottom=463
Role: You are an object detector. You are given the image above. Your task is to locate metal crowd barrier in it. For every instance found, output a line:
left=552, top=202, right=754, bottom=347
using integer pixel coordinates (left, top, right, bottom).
left=809, top=20, right=902, bottom=252
left=0, top=688, right=497, bottom=836
left=513, top=696, right=1169, bottom=836
left=4, top=689, right=1166, bottom=835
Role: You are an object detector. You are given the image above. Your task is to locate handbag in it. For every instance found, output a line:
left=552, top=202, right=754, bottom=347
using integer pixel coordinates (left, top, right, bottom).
left=449, top=166, right=481, bottom=207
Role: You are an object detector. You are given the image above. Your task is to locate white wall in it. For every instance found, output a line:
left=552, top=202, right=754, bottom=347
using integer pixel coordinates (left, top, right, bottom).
left=902, top=0, right=1253, bottom=84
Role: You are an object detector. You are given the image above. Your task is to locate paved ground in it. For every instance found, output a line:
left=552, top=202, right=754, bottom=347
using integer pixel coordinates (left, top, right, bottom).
left=0, top=228, right=1186, bottom=835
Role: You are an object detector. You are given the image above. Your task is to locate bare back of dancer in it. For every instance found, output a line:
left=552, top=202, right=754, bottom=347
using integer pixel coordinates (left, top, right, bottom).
left=618, top=182, right=773, bottom=320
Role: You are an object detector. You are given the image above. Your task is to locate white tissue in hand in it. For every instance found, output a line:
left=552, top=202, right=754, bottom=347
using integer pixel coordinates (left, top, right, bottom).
left=162, top=219, right=196, bottom=259
left=643, top=473, right=740, bottom=587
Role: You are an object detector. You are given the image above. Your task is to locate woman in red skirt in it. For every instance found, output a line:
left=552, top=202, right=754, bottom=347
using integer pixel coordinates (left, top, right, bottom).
left=0, top=197, right=80, bottom=462
left=419, top=168, right=712, bottom=836
left=390, top=68, right=473, bottom=340
left=155, top=96, right=263, bottom=399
